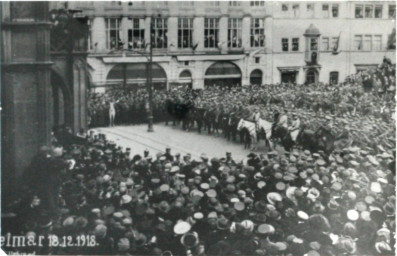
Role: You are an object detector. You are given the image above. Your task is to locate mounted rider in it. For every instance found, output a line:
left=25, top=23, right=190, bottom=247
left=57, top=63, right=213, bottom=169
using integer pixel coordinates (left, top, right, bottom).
left=288, top=113, right=301, bottom=142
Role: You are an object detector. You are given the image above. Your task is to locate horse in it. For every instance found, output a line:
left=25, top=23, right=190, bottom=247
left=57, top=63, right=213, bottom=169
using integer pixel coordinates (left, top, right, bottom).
left=237, top=119, right=257, bottom=150
left=271, top=125, right=294, bottom=152
left=296, top=125, right=338, bottom=157
left=257, top=118, right=273, bottom=150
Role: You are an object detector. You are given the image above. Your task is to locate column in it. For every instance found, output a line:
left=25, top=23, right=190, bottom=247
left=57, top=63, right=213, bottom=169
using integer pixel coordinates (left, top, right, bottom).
left=193, top=17, right=204, bottom=51
left=219, top=16, right=228, bottom=53
left=92, top=17, right=106, bottom=51
left=192, top=61, right=204, bottom=89
left=145, top=16, right=151, bottom=53
left=242, top=16, right=251, bottom=53
left=168, top=17, right=178, bottom=51
left=121, top=17, right=129, bottom=49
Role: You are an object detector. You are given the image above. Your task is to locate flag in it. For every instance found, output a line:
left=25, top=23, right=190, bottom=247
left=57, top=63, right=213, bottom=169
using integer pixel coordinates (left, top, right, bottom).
left=193, top=42, right=199, bottom=51
left=332, top=31, right=341, bottom=55
left=249, top=48, right=262, bottom=57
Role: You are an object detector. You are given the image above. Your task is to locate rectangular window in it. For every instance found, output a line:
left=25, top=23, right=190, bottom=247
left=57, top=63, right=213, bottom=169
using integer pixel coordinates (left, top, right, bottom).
left=363, top=35, right=372, bottom=50
left=229, top=0, right=241, bottom=6
left=178, top=18, right=193, bottom=48
left=250, top=18, right=265, bottom=47
left=355, top=5, right=364, bottom=18
left=251, top=1, right=264, bottom=7
left=204, top=18, right=219, bottom=48
left=322, top=4, right=329, bottom=17
left=375, top=5, right=383, bottom=18
left=292, top=38, right=299, bottom=51
left=389, top=5, right=396, bottom=18
left=282, top=38, right=289, bottom=51
left=310, top=38, right=318, bottom=51
left=106, top=18, right=122, bottom=50
left=332, top=4, right=339, bottom=17
left=365, top=5, right=374, bottom=18
left=282, top=4, right=288, bottom=11
left=373, top=35, right=382, bottom=50
left=207, top=1, right=219, bottom=6
left=354, top=35, right=363, bottom=50
left=228, top=18, right=242, bottom=48
left=255, top=57, right=260, bottom=64
left=293, top=4, right=300, bottom=17
left=322, top=37, right=330, bottom=51
left=128, top=18, right=145, bottom=49
left=307, top=4, right=314, bottom=17
left=330, top=72, right=339, bottom=85
left=153, top=18, right=167, bottom=48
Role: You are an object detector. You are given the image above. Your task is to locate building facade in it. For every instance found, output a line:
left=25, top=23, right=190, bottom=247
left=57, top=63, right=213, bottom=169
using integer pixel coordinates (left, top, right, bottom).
left=70, top=1, right=395, bottom=90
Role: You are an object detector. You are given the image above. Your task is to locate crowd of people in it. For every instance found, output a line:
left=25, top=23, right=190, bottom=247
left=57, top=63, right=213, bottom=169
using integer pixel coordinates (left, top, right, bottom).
left=6, top=124, right=395, bottom=255
left=2, top=60, right=394, bottom=255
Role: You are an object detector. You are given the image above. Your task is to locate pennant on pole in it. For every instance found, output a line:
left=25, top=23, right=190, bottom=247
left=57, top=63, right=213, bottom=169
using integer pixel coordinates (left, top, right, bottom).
left=332, top=31, right=341, bottom=55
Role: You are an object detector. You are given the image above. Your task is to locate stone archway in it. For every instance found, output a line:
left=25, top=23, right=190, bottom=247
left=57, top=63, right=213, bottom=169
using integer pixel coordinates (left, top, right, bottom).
left=107, top=63, right=167, bottom=90
left=204, top=61, right=242, bottom=88
left=179, top=69, right=193, bottom=88
left=250, top=69, right=263, bottom=85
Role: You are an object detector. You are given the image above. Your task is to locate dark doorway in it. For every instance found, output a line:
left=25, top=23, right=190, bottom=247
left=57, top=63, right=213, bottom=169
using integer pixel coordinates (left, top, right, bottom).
left=329, top=71, right=339, bottom=85
left=250, top=69, right=263, bottom=85
left=281, top=71, right=297, bottom=84
left=50, top=71, right=71, bottom=130
left=306, top=69, right=318, bottom=84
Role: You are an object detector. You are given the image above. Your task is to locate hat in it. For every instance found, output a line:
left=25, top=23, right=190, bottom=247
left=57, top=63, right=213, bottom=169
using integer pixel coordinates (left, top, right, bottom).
left=206, top=189, right=217, bottom=198
left=118, top=238, right=130, bottom=251
left=360, top=211, right=371, bottom=221
left=94, top=224, right=107, bottom=237
left=121, top=195, right=132, bottom=205
left=370, top=182, right=382, bottom=193
left=216, top=217, right=230, bottom=230
left=160, top=184, right=170, bottom=192
left=62, top=216, right=75, bottom=227
left=267, top=192, right=282, bottom=205
left=347, top=209, right=359, bottom=221
left=170, top=166, right=180, bottom=173
left=240, top=220, right=254, bottom=232
left=200, top=183, right=210, bottom=190
left=234, top=202, right=245, bottom=211
left=181, top=232, right=199, bottom=248
left=257, top=181, right=266, bottom=189
left=297, top=211, right=309, bottom=220
left=365, top=195, right=375, bottom=205
left=103, top=205, right=115, bottom=215
left=193, top=212, right=204, bottom=220
left=257, top=224, right=275, bottom=235
left=276, top=182, right=286, bottom=191
left=174, top=221, right=191, bottom=235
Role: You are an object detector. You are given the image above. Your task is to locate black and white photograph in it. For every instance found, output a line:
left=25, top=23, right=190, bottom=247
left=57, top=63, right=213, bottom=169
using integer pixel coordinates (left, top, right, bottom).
left=1, top=0, right=396, bottom=255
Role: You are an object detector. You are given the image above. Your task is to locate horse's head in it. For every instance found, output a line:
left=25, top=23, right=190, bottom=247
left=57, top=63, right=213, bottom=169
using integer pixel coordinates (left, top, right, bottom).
left=237, top=119, right=244, bottom=131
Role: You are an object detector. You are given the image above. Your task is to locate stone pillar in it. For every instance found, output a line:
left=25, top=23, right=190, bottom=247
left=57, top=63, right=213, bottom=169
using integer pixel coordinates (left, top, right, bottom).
left=193, top=17, right=204, bottom=51
left=92, top=17, right=106, bottom=51
left=219, top=16, right=228, bottom=53
left=121, top=17, right=129, bottom=49
left=168, top=17, right=178, bottom=51
left=145, top=17, right=151, bottom=53
left=192, top=61, right=205, bottom=89
left=242, top=16, right=251, bottom=53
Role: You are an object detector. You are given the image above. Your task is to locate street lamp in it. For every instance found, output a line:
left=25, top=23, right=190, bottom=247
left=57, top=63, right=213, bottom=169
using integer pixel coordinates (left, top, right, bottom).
left=147, top=16, right=154, bottom=132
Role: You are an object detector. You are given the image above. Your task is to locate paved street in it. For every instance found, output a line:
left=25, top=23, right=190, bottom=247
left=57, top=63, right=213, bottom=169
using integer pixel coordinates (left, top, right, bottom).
left=92, top=124, right=274, bottom=161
